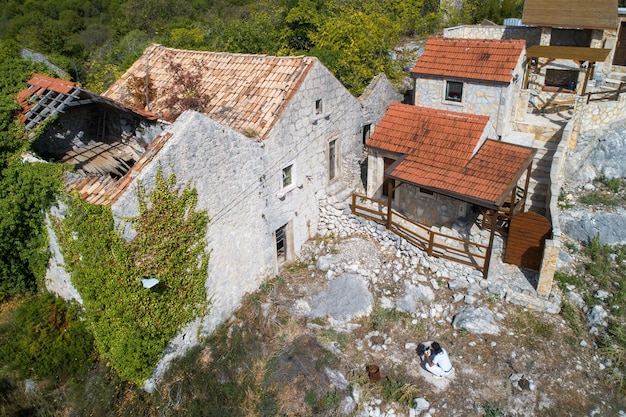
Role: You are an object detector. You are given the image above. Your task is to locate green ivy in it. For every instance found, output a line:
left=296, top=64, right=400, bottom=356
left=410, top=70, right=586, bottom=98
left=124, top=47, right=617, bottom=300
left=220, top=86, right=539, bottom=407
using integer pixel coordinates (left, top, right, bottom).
left=56, top=169, right=210, bottom=384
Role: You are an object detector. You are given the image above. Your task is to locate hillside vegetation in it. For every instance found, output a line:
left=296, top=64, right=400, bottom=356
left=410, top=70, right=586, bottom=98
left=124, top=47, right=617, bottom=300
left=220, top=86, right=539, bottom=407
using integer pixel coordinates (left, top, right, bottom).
left=1, top=0, right=524, bottom=94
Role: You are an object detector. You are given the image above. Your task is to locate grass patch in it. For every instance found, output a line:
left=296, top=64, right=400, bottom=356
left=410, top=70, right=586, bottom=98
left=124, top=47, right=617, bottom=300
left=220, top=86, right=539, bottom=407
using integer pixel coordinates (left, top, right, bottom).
left=510, top=310, right=555, bottom=348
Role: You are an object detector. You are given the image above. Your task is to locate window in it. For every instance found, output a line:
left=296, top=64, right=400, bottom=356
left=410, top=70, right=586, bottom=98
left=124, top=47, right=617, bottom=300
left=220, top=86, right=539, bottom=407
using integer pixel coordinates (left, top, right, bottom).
left=315, top=99, right=323, bottom=114
left=419, top=187, right=434, bottom=197
left=275, top=223, right=287, bottom=264
left=545, top=69, right=578, bottom=92
left=362, top=124, right=371, bottom=145
left=445, top=81, right=463, bottom=102
left=282, top=164, right=293, bottom=188
left=329, top=139, right=337, bottom=180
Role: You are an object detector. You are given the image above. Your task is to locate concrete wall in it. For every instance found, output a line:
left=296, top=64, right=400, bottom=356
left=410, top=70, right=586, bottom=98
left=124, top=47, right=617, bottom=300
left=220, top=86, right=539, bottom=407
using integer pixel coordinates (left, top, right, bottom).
left=413, top=76, right=519, bottom=137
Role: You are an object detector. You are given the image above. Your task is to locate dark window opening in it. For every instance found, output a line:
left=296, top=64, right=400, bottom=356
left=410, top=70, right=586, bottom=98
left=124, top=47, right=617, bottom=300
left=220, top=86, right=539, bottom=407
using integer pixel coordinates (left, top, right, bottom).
left=362, top=124, right=371, bottom=145
left=382, top=157, right=396, bottom=199
left=445, top=81, right=463, bottom=102
left=420, top=188, right=434, bottom=196
left=545, top=69, right=578, bottom=91
left=329, top=139, right=337, bottom=180
left=550, top=28, right=592, bottom=47
left=282, top=164, right=293, bottom=188
left=315, top=99, right=323, bottom=114
left=276, top=224, right=287, bottom=264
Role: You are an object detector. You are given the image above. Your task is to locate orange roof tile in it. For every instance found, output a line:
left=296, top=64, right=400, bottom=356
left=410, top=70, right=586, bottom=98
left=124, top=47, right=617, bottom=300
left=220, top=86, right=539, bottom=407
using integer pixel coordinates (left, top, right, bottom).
left=367, top=103, right=535, bottom=207
left=103, top=44, right=316, bottom=139
left=411, top=37, right=525, bottom=84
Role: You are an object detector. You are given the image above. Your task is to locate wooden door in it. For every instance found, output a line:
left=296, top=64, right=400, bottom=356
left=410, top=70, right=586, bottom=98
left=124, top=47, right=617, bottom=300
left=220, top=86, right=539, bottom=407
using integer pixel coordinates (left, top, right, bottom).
left=614, top=22, right=626, bottom=67
left=382, top=157, right=395, bottom=198
left=504, top=212, right=552, bottom=272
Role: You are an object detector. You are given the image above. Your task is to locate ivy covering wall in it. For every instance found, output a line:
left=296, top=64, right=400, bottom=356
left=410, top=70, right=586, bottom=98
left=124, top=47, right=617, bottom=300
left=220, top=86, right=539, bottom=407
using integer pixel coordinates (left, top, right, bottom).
left=55, top=170, right=210, bottom=384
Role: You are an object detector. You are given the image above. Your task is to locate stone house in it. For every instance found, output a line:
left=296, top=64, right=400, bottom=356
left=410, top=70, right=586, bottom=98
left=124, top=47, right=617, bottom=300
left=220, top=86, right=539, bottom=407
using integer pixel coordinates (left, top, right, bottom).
left=411, top=37, right=526, bottom=138
left=365, top=102, right=535, bottom=229
left=33, top=44, right=400, bottom=354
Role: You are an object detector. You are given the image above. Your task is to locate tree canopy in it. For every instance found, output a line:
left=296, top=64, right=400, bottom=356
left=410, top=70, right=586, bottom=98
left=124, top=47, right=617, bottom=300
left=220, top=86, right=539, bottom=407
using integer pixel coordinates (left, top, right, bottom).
left=0, top=0, right=527, bottom=95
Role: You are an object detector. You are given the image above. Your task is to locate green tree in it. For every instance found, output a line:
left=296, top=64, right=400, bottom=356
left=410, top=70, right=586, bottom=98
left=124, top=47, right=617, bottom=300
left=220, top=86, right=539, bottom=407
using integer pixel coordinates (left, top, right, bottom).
left=0, top=42, right=65, bottom=300
left=311, top=6, right=401, bottom=94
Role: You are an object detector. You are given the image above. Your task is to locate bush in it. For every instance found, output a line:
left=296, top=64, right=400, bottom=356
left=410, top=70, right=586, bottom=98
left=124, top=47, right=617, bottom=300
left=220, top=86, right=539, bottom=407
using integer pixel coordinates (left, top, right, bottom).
left=0, top=293, right=94, bottom=379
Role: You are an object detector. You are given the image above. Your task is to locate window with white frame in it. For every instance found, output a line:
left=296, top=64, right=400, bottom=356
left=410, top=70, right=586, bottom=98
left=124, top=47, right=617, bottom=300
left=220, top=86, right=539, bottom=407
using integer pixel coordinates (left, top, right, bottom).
left=445, top=80, right=463, bottom=102
left=282, top=164, right=293, bottom=188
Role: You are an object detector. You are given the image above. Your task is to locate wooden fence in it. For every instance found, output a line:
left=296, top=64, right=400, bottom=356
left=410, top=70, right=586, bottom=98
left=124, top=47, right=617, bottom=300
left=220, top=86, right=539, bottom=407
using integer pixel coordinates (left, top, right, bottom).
left=584, top=83, right=626, bottom=104
left=351, top=193, right=489, bottom=274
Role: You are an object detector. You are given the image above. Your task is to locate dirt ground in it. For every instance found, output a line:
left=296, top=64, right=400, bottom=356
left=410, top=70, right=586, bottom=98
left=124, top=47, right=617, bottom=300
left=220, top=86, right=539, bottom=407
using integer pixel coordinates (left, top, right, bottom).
left=252, top=235, right=626, bottom=417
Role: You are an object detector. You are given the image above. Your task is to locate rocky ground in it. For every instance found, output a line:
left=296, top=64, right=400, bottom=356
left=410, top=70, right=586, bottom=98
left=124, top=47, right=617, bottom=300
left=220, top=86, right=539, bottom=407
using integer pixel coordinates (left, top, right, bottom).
left=252, top=196, right=626, bottom=417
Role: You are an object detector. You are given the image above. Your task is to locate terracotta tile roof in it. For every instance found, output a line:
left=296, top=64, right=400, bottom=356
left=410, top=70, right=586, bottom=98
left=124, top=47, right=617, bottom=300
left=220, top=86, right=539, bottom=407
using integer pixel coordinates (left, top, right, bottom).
left=411, top=37, right=525, bottom=84
left=65, top=132, right=173, bottom=205
left=367, top=103, right=535, bottom=207
left=522, top=0, right=617, bottom=30
left=103, top=44, right=316, bottom=139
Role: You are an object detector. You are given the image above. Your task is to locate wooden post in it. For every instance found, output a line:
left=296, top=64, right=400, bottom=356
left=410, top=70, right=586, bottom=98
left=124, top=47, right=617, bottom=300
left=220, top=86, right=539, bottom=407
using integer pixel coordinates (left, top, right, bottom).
left=509, top=187, right=516, bottom=217
left=523, top=58, right=533, bottom=89
left=522, top=164, right=531, bottom=213
left=428, top=231, right=435, bottom=256
left=580, top=62, right=593, bottom=96
left=386, top=183, right=393, bottom=230
left=352, top=193, right=356, bottom=215
left=482, top=210, right=497, bottom=279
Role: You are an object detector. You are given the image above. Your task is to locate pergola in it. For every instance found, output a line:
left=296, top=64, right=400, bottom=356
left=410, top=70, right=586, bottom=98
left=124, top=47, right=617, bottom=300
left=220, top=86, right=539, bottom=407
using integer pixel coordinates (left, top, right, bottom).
left=524, top=45, right=613, bottom=94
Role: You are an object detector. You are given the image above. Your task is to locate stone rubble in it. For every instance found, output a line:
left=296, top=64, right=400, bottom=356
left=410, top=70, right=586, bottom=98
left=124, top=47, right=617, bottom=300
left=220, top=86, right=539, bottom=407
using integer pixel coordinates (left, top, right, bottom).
left=300, top=197, right=567, bottom=416
left=316, top=196, right=561, bottom=318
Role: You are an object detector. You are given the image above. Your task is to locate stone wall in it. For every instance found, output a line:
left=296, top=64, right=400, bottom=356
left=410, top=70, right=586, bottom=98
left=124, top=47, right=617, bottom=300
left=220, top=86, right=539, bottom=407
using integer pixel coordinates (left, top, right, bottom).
left=32, top=104, right=163, bottom=158
left=443, top=24, right=541, bottom=46
left=512, top=118, right=564, bottom=143
left=414, top=76, right=514, bottom=136
left=578, top=93, right=626, bottom=134
left=360, top=73, right=404, bottom=130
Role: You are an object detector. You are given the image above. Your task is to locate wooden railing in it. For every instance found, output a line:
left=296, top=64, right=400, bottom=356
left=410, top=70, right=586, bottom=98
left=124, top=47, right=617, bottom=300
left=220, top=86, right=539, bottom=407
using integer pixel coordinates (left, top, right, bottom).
left=584, top=83, right=626, bottom=104
left=351, top=193, right=489, bottom=273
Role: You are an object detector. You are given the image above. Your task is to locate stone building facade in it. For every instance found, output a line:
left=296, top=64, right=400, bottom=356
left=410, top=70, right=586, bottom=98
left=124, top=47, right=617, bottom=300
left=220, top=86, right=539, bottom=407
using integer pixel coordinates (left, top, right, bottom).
left=411, top=37, right=526, bottom=138
left=35, top=47, right=400, bottom=386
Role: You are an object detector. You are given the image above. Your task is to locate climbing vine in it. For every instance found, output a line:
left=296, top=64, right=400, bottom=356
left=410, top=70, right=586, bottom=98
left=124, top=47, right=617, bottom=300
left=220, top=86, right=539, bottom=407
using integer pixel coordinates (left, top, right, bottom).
left=56, top=169, right=209, bottom=384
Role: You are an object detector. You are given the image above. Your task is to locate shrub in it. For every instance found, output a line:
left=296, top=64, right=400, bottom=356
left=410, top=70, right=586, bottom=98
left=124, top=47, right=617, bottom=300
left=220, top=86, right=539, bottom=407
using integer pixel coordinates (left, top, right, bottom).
left=0, top=293, right=94, bottom=379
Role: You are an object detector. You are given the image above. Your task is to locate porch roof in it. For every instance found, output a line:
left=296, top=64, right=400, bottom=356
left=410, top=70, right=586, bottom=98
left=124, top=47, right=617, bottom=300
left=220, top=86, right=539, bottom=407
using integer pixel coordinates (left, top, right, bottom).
left=367, top=103, right=536, bottom=209
left=526, top=45, right=612, bottom=62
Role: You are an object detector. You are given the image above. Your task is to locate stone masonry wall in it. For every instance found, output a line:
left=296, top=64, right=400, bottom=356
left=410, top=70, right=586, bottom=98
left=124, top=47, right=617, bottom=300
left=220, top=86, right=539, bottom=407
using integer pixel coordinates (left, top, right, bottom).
left=414, top=77, right=512, bottom=136
left=443, top=25, right=541, bottom=46
left=266, top=60, right=366, bottom=259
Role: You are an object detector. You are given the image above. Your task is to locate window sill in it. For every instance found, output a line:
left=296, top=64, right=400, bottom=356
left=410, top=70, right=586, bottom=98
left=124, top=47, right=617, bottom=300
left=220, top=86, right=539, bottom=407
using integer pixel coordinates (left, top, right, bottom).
left=277, top=184, right=297, bottom=200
